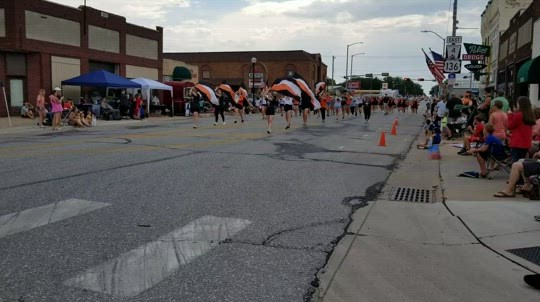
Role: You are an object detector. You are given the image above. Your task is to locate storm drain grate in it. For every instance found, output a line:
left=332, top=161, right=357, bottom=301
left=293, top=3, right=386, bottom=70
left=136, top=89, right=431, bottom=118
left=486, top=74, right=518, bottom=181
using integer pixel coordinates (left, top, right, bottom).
left=389, top=187, right=433, bottom=203
left=507, top=246, right=540, bottom=266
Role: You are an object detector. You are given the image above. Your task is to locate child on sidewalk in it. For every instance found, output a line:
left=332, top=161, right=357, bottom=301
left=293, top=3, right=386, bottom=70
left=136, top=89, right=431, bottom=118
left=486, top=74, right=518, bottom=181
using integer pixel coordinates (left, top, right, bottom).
left=458, top=114, right=485, bottom=155
left=467, top=124, right=506, bottom=178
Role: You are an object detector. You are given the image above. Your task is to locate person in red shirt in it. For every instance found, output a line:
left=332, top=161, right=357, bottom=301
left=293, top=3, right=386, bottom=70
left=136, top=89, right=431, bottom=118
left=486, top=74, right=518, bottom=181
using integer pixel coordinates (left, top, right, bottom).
left=319, top=93, right=329, bottom=123
left=458, top=114, right=485, bottom=155
left=507, top=96, right=536, bottom=163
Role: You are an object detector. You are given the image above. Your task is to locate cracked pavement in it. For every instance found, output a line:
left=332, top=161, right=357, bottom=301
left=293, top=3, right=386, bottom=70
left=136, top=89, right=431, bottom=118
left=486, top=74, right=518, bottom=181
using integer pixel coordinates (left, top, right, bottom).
left=0, top=112, right=422, bottom=301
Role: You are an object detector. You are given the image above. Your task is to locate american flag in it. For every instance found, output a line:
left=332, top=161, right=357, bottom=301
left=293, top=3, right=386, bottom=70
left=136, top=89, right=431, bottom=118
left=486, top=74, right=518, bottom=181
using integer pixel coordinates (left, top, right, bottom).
left=422, top=49, right=445, bottom=84
left=431, top=50, right=446, bottom=77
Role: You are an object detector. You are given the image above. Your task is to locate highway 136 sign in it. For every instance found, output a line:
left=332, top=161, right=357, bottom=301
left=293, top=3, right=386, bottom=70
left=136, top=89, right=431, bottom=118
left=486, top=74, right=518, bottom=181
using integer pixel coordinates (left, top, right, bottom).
left=444, top=60, right=462, bottom=73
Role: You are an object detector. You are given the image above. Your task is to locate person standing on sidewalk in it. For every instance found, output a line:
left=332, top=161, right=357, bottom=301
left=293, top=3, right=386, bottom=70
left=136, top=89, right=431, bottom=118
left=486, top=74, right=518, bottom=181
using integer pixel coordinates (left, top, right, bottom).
left=49, top=88, right=63, bottom=130
left=507, top=96, right=535, bottom=163
left=36, top=89, right=47, bottom=127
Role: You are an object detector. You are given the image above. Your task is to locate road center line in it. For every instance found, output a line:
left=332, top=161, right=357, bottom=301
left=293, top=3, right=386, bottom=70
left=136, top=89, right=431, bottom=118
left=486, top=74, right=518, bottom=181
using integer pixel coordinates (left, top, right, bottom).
left=64, top=215, right=252, bottom=297
left=0, top=198, right=110, bottom=239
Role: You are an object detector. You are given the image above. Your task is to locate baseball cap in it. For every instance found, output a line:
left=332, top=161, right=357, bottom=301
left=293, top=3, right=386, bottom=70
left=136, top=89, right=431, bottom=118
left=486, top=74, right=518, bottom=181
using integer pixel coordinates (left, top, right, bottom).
left=54, top=87, right=61, bottom=91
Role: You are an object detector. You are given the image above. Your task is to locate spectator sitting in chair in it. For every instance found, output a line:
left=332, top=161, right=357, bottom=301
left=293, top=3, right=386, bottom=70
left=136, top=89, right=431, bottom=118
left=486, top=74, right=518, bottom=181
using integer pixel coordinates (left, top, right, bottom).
left=458, top=114, right=485, bottom=155
left=467, top=123, right=505, bottom=178
left=21, top=102, right=35, bottom=119
left=494, top=150, right=540, bottom=198
left=101, top=98, right=120, bottom=119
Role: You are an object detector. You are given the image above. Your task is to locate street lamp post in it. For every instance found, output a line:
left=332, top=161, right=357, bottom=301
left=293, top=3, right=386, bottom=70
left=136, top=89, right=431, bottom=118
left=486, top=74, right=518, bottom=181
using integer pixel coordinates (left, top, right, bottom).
left=251, top=57, right=257, bottom=102
left=420, top=30, right=445, bottom=57
left=345, top=41, right=363, bottom=89
left=350, top=52, right=366, bottom=78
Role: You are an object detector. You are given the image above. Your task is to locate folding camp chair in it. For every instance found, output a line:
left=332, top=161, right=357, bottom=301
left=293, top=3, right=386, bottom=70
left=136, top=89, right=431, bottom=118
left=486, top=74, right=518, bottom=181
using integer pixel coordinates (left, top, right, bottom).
left=61, top=107, right=73, bottom=126
left=487, top=146, right=512, bottom=179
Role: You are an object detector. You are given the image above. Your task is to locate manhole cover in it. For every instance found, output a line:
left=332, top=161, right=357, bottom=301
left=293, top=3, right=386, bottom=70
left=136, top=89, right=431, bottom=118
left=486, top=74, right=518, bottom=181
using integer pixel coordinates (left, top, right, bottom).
left=507, top=246, right=540, bottom=266
left=389, top=187, right=433, bottom=203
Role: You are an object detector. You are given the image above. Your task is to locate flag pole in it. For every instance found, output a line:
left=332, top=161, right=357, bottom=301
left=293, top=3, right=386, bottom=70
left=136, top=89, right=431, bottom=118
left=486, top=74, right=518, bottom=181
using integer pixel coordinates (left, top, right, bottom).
left=0, top=81, right=11, bottom=127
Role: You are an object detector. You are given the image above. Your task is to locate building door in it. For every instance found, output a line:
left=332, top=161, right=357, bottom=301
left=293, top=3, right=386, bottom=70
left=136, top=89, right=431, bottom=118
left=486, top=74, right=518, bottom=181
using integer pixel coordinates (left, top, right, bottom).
left=8, top=78, right=25, bottom=108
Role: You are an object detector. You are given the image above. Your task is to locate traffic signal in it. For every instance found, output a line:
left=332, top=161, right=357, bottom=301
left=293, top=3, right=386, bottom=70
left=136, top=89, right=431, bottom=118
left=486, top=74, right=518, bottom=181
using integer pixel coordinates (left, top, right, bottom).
left=417, top=78, right=424, bottom=81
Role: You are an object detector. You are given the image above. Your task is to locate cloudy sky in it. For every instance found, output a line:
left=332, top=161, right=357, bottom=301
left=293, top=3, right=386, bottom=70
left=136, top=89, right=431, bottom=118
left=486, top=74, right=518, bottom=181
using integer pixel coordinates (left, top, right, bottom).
left=56, top=0, right=485, bottom=92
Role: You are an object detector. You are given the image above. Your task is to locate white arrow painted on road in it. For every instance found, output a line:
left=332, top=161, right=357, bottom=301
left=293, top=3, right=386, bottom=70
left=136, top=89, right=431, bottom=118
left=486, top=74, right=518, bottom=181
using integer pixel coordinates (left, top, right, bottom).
left=64, top=215, right=251, bottom=297
left=0, top=198, right=109, bottom=239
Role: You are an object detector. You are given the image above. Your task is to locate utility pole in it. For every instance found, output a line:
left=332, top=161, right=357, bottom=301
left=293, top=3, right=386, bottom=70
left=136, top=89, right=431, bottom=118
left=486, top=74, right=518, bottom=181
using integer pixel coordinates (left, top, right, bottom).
left=448, top=0, right=458, bottom=95
left=331, top=56, right=335, bottom=91
left=452, top=0, right=458, bottom=36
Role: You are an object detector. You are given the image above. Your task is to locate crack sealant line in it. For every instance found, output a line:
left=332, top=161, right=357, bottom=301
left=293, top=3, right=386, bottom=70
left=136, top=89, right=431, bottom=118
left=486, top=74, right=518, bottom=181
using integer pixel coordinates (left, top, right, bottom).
left=455, top=216, right=538, bottom=274
left=315, top=128, right=422, bottom=301
left=437, top=144, right=538, bottom=274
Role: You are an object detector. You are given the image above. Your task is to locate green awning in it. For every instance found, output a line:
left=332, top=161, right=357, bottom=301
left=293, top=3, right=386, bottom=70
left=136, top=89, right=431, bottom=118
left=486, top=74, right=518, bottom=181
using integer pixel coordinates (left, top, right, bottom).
left=172, top=66, right=192, bottom=81
left=517, top=56, right=540, bottom=84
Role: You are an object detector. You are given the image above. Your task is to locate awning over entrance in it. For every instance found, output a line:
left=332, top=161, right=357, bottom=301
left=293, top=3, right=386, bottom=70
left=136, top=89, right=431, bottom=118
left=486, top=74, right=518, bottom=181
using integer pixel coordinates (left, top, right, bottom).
left=517, top=56, right=540, bottom=84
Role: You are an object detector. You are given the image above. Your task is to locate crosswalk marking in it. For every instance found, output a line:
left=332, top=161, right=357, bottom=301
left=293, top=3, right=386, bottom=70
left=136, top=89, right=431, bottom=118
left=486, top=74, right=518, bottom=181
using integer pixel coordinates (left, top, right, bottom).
left=0, top=198, right=109, bottom=239
left=64, top=215, right=252, bottom=297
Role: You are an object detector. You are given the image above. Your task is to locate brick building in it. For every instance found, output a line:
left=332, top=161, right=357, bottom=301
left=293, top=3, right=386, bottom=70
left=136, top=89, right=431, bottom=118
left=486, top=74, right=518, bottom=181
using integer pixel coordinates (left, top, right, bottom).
left=163, top=51, right=327, bottom=92
left=0, top=0, right=163, bottom=117
left=497, top=1, right=540, bottom=104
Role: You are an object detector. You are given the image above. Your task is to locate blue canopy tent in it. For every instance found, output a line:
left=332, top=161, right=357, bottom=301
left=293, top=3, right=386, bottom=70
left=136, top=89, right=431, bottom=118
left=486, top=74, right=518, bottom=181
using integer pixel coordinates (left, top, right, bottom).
left=61, top=70, right=140, bottom=88
left=61, top=70, right=141, bottom=118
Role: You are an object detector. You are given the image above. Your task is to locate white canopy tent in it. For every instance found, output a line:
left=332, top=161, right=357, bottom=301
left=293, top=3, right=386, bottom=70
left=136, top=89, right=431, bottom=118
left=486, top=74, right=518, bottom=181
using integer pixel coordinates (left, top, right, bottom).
left=130, top=78, right=173, bottom=115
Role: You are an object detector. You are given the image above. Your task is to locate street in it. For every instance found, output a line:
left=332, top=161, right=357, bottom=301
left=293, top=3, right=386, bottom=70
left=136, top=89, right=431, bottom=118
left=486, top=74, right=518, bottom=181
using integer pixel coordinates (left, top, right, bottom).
left=0, top=111, right=422, bottom=301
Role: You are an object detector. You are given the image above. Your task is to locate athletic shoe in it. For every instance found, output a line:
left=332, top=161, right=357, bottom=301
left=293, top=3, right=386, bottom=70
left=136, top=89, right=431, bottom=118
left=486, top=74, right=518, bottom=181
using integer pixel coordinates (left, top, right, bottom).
left=193, top=125, right=197, bottom=129
left=365, top=120, right=368, bottom=123
left=524, top=274, right=540, bottom=289
left=234, top=120, right=238, bottom=124
left=457, top=148, right=468, bottom=155
left=285, top=124, right=290, bottom=130
left=241, top=120, right=244, bottom=123
left=223, top=122, right=226, bottom=125
left=267, top=130, right=271, bottom=134
left=535, top=215, right=540, bottom=221
left=214, top=122, right=217, bottom=126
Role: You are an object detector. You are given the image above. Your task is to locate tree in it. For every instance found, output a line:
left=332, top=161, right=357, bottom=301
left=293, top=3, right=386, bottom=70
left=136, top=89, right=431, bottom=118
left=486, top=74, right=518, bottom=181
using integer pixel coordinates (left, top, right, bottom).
left=326, top=78, right=336, bottom=86
left=429, top=85, right=440, bottom=96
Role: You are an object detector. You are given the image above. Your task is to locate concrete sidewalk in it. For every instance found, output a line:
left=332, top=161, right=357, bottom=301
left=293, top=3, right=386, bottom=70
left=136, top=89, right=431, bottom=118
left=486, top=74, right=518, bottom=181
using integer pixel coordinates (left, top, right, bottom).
left=315, top=136, right=540, bottom=301
left=0, top=115, right=192, bottom=136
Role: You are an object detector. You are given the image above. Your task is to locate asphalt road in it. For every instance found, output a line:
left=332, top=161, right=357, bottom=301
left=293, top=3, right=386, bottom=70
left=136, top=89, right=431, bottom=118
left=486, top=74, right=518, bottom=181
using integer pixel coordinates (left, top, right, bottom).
left=0, top=109, right=423, bottom=302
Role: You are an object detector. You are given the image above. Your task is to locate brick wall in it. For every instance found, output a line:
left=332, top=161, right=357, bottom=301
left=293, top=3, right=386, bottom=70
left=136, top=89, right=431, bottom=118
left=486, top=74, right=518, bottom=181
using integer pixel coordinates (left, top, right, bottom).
left=0, top=0, right=163, bottom=116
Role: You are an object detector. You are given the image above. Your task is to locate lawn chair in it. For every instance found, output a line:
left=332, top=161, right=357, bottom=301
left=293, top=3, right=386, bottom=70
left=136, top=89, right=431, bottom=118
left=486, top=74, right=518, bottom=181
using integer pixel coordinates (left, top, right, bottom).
left=487, top=146, right=512, bottom=179
left=61, top=107, right=73, bottom=126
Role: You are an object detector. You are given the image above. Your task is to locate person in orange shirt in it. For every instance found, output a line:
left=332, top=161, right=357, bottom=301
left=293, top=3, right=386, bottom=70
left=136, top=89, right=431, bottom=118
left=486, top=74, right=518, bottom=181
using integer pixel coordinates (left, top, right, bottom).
left=319, top=93, right=329, bottom=123
left=462, top=91, right=473, bottom=106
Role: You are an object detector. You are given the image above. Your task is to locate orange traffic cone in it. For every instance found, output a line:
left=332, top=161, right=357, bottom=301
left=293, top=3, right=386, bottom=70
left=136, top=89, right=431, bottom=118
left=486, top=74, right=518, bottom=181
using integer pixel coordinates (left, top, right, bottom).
left=391, top=122, right=397, bottom=136
left=378, top=132, right=387, bottom=147
left=394, top=117, right=399, bottom=125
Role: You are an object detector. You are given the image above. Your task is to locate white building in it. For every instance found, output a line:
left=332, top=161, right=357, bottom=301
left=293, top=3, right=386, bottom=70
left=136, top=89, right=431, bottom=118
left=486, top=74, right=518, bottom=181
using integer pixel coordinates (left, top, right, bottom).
left=480, top=0, right=533, bottom=89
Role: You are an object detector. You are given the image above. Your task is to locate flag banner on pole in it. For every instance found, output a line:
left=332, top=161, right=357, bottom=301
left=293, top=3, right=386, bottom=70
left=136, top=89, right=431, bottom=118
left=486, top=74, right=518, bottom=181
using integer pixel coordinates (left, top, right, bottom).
left=422, top=49, right=445, bottom=85
left=271, top=78, right=302, bottom=101
left=291, top=74, right=321, bottom=110
left=430, top=50, right=446, bottom=78
left=218, top=83, right=238, bottom=104
left=315, top=82, right=326, bottom=97
left=194, top=82, right=219, bottom=105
